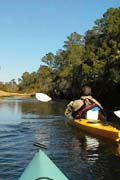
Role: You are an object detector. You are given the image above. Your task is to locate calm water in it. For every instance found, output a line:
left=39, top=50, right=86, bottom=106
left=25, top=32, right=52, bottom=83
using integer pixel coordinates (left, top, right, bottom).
left=0, top=97, right=120, bottom=180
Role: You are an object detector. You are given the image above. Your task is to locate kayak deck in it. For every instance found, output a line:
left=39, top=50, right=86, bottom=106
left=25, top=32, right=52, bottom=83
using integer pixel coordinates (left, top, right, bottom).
left=19, top=150, right=69, bottom=180
left=65, top=110, right=120, bottom=143
left=75, top=119, right=120, bottom=142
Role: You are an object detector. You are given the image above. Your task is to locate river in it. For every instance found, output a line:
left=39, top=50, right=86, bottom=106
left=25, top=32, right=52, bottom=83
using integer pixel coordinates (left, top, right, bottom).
left=0, top=97, right=120, bottom=180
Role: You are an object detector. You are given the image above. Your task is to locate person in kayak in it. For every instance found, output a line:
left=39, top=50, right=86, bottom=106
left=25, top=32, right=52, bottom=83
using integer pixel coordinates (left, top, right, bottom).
left=67, top=85, right=106, bottom=120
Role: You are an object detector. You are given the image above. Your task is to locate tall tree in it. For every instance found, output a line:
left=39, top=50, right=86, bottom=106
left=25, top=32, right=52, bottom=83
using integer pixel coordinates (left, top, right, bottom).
left=64, top=32, right=83, bottom=49
left=41, top=52, right=56, bottom=70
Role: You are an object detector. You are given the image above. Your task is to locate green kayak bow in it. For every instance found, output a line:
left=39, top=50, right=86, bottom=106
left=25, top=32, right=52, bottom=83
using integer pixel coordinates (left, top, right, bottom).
left=19, top=150, right=69, bottom=180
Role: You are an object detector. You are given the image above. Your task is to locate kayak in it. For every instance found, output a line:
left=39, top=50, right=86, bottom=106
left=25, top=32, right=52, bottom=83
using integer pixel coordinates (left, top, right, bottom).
left=65, top=108, right=120, bottom=143
left=19, top=150, right=69, bottom=180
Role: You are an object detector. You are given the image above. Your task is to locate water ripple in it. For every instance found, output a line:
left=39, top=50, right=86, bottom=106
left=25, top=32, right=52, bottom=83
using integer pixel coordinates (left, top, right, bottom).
left=0, top=98, right=120, bottom=180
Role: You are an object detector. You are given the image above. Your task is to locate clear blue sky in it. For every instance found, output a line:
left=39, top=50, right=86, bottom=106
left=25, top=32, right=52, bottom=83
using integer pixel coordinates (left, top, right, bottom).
left=0, top=0, right=119, bottom=82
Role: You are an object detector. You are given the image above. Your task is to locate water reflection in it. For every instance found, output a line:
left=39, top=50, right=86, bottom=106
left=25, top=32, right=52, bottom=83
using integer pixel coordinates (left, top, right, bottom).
left=0, top=98, right=21, bottom=125
left=20, top=99, right=67, bottom=117
left=0, top=97, right=120, bottom=180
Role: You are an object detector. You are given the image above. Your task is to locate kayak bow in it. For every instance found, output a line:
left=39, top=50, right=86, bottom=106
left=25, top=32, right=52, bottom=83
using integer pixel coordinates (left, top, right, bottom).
left=19, top=150, right=69, bottom=180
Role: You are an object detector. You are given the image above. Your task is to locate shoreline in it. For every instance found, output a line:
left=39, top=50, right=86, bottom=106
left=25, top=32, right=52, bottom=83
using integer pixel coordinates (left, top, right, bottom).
left=0, top=90, right=33, bottom=97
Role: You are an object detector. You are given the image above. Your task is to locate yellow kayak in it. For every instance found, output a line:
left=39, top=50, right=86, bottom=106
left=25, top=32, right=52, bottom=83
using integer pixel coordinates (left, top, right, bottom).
left=65, top=108, right=120, bottom=143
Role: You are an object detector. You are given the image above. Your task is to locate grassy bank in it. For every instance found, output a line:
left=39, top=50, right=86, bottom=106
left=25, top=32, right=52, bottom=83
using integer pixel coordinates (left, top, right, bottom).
left=0, top=90, right=32, bottom=97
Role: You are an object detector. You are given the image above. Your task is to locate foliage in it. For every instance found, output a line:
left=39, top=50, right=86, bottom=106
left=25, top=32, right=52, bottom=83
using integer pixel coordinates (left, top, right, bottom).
left=1, top=8, right=120, bottom=103
left=0, top=79, right=18, bottom=92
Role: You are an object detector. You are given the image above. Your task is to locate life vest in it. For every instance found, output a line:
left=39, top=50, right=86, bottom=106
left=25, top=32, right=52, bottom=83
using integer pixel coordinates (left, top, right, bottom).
left=75, top=102, right=98, bottom=119
left=68, top=96, right=103, bottom=119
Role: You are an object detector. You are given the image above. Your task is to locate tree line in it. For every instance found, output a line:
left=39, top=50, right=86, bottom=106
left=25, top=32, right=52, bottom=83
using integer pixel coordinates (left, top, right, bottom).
left=1, top=8, right=120, bottom=106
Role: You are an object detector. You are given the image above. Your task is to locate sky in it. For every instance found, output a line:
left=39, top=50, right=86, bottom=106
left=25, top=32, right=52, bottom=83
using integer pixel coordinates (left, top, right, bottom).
left=0, top=0, right=119, bottom=83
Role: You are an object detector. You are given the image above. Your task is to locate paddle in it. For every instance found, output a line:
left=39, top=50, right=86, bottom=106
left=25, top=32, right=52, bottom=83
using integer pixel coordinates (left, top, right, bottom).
left=114, top=110, right=120, bottom=118
left=35, top=93, right=52, bottom=102
left=33, top=142, right=47, bottom=150
left=35, top=93, right=120, bottom=118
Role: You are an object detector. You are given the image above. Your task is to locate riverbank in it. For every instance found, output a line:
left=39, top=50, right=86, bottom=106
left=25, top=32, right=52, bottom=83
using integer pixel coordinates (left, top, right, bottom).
left=0, top=90, right=32, bottom=97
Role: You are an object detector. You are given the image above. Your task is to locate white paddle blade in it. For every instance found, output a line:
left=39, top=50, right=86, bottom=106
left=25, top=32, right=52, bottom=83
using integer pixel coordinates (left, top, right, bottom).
left=35, top=93, right=52, bottom=102
left=114, top=110, right=120, bottom=118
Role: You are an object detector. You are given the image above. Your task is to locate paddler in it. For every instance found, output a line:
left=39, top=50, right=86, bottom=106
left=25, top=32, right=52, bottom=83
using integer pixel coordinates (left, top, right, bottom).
left=67, top=85, right=106, bottom=120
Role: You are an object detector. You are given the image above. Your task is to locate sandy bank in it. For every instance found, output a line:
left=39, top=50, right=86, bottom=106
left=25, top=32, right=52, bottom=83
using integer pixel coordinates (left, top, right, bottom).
left=0, top=90, right=32, bottom=97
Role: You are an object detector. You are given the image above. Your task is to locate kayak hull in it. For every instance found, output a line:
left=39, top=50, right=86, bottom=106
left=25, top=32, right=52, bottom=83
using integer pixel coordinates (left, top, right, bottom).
left=65, top=109, right=120, bottom=143
left=19, top=150, right=69, bottom=180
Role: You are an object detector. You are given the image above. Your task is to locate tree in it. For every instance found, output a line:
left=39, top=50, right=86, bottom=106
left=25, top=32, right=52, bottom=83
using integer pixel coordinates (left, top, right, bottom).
left=16, top=8, right=120, bottom=102
left=18, top=71, right=39, bottom=92
left=41, top=52, right=56, bottom=70
left=36, top=65, right=53, bottom=94
left=64, top=32, right=84, bottom=49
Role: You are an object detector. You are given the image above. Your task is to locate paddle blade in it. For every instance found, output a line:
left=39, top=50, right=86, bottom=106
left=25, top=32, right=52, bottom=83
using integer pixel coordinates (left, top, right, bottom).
left=35, top=93, right=52, bottom=102
left=114, top=110, right=120, bottom=118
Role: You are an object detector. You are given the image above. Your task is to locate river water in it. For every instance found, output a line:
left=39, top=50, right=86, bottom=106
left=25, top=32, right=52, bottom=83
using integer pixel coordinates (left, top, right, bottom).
left=0, top=97, right=120, bottom=180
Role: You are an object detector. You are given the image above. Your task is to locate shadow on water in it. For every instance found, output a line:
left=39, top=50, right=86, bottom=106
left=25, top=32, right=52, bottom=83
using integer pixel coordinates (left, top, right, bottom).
left=64, top=124, right=120, bottom=179
left=0, top=97, right=120, bottom=180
